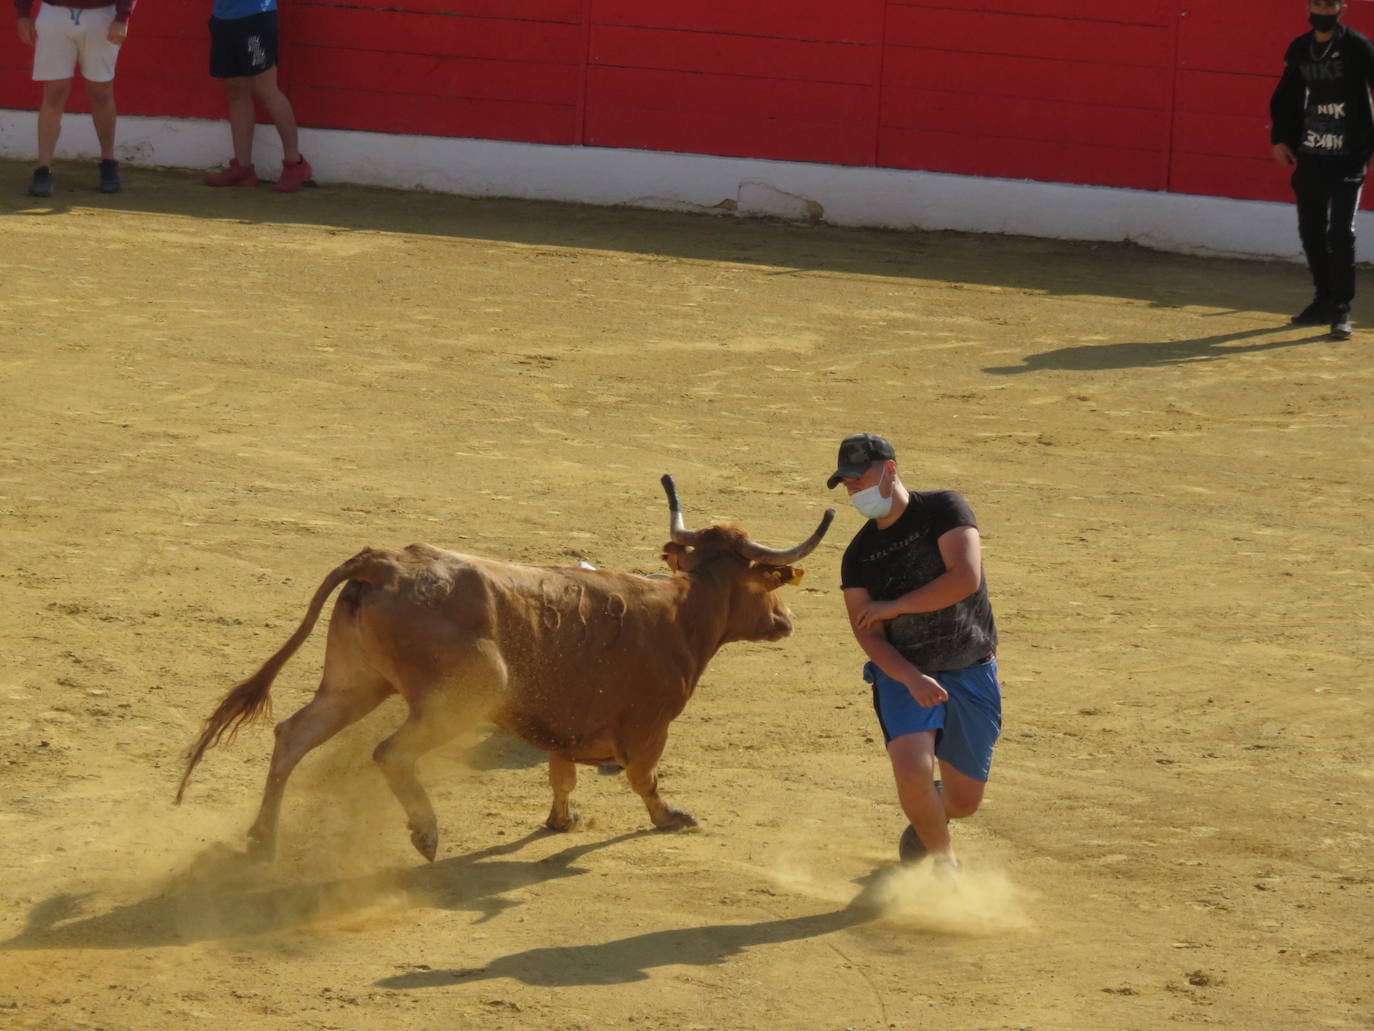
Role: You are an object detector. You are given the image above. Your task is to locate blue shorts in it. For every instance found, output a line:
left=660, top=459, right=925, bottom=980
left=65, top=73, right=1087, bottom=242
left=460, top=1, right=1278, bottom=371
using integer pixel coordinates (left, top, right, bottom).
left=864, top=658, right=1002, bottom=782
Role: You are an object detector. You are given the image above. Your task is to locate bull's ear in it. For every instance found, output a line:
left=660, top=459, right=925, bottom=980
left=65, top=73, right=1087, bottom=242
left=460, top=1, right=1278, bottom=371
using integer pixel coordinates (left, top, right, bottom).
left=760, top=565, right=802, bottom=591
left=662, top=542, right=689, bottom=572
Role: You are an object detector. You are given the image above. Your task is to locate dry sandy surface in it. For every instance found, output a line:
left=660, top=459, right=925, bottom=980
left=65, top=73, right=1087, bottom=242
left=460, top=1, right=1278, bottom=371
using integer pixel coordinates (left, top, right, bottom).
left=1, top=157, right=1370, bottom=1031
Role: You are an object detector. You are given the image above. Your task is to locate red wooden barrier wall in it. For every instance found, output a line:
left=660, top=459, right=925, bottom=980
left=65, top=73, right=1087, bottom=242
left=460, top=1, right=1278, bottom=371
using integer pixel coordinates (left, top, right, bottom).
left=4, top=0, right=1374, bottom=206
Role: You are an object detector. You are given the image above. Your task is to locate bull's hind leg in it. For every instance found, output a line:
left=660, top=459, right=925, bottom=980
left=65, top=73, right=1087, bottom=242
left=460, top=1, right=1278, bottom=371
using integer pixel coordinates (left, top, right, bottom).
left=374, top=640, right=509, bottom=861
left=246, top=672, right=392, bottom=861
left=545, top=755, right=580, bottom=831
left=373, top=708, right=474, bottom=862
left=246, top=596, right=393, bottom=860
left=622, top=729, right=697, bottom=830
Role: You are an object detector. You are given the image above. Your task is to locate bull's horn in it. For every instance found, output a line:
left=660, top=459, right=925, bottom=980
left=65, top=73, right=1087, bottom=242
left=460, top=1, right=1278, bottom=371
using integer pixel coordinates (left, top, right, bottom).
left=738, top=509, right=837, bottom=564
left=661, top=474, right=703, bottom=545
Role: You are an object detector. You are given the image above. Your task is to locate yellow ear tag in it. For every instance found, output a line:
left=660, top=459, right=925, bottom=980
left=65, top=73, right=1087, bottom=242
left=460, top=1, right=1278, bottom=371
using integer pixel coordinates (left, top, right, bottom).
left=788, top=567, right=805, bottom=587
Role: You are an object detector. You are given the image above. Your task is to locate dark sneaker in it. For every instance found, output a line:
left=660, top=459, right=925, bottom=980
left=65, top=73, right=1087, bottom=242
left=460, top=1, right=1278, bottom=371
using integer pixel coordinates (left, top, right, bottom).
left=98, top=158, right=121, bottom=194
left=27, top=166, right=52, bottom=198
left=1330, top=306, right=1353, bottom=339
left=1291, top=298, right=1332, bottom=326
left=898, top=824, right=929, bottom=863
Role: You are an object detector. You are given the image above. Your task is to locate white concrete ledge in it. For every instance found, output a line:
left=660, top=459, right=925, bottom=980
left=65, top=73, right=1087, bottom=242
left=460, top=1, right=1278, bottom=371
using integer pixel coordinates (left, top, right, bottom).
left=0, top=107, right=1337, bottom=262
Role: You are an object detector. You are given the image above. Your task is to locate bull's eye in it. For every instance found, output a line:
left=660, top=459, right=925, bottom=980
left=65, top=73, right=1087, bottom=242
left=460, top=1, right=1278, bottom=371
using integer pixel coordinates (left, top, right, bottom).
left=760, top=566, right=801, bottom=588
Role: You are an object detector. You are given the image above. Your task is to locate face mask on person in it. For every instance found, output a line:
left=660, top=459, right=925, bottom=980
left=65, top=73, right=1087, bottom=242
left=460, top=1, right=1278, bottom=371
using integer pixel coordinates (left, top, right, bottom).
left=1310, top=11, right=1341, bottom=32
left=850, top=467, right=893, bottom=519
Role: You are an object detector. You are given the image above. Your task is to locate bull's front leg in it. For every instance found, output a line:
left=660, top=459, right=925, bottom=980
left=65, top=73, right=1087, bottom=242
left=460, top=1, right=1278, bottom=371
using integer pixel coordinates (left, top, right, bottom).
left=623, top=730, right=697, bottom=830
left=545, top=754, right=581, bottom=831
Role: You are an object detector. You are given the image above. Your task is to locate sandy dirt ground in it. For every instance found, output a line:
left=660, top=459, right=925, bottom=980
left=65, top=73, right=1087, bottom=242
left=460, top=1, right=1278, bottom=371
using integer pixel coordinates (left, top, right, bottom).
left=1, top=156, right=1371, bottom=1031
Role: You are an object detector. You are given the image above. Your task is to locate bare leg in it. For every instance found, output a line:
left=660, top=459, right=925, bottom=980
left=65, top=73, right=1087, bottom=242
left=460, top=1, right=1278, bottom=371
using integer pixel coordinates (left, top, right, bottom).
left=937, top=758, right=987, bottom=820
left=246, top=675, right=392, bottom=860
left=223, top=77, right=255, bottom=166
left=888, top=731, right=954, bottom=860
left=622, top=730, right=696, bottom=830
left=545, top=755, right=580, bottom=831
left=84, top=79, right=116, bottom=160
left=249, top=66, right=299, bottom=163
left=37, top=78, right=72, bottom=166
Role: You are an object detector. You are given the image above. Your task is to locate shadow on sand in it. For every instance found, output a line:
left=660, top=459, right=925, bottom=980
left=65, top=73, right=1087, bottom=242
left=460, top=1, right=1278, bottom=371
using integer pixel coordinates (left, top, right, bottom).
left=5, top=828, right=903, bottom=991
left=984, top=323, right=1336, bottom=374
left=1, top=828, right=654, bottom=952
left=374, top=868, right=907, bottom=989
left=0, top=158, right=1321, bottom=321
left=374, top=906, right=874, bottom=989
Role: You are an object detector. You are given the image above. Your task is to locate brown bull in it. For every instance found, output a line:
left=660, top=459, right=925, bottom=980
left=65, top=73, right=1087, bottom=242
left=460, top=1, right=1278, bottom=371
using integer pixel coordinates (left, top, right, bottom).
left=176, top=475, right=834, bottom=862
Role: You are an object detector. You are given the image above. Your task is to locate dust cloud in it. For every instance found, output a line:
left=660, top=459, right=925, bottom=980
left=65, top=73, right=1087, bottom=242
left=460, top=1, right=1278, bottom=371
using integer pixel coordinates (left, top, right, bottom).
left=849, top=861, right=1034, bottom=934
left=6, top=706, right=528, bottom=952
left=766, top=851, right=1034, bottom=937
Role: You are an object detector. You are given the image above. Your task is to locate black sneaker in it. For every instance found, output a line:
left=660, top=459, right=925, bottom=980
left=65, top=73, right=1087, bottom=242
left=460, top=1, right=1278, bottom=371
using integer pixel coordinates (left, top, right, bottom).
left=1330, top=306, right=1353, bottom=339
left=898, top=824, right=928, bottom=863
left=27, top=166, right=52, bottom=198
left=1291, top=298, right=1332, bottom=325
left=98, top=158, right=121, bottom=194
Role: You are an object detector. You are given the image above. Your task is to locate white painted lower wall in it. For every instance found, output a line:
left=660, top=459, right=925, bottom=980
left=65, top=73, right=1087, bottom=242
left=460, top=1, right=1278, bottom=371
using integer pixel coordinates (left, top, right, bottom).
left=0, top=107, right=1341, bottom=262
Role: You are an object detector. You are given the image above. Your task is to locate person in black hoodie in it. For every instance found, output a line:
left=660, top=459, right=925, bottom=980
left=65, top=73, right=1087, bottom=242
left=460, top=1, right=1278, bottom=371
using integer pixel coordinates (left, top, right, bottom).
left=1271, top=0, right=1374, bottom=339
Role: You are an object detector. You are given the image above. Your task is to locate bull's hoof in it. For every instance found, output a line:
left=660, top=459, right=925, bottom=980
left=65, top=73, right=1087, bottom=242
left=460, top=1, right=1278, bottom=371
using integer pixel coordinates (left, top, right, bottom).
left=409, top=824, right=438, bottom=863
left=653, top=808, right=698, bottom=831
left=545, top=807, right=581, bottom=832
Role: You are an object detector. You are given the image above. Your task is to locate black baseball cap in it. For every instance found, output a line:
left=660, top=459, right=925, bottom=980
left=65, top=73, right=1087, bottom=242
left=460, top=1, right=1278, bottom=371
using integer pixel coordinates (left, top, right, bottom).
left=826, top=433, right=896, bottom=488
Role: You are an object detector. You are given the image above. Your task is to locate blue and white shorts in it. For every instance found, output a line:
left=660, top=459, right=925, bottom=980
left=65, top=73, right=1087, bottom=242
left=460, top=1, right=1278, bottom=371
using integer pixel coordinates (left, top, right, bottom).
left=865, top=657, right=1002, bottom=781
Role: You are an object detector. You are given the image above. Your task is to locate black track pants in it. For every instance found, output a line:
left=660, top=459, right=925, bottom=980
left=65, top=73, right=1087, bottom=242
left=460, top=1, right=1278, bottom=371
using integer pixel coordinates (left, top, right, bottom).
left=1292, top=158, right=1368, bottom=306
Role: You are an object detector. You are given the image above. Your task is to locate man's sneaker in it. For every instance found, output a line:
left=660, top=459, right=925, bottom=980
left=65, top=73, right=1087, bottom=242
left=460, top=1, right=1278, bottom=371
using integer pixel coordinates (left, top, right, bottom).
left=98, top=158, right=121, bottom=194
left=204, top=159, right=258, bottom=188
left=272, top=155, right=313, bottom=193
left=1291, top=298, right=1332, bottom=326
left=898, top=824, right=929, bottom=863
left=27, top=166, right=52, bottom=198
left=1330, top=306, right=1353, bottom=339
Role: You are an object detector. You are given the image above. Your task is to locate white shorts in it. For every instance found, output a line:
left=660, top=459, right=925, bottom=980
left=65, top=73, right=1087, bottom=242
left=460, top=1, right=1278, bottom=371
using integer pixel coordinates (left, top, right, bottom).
left=32, top=3, right=121, bottom=83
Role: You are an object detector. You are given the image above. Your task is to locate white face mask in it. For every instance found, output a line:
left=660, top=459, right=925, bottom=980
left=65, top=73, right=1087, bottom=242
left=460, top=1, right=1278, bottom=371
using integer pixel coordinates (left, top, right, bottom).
left=850, top=468, right=893, bottom=519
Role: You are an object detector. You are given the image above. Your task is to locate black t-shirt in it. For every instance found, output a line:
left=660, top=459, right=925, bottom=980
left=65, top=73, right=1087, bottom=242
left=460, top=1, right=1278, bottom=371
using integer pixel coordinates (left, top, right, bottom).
left=839, top=489, right=998, bottom=672
left=1270, top=25, right=1374, bottom=162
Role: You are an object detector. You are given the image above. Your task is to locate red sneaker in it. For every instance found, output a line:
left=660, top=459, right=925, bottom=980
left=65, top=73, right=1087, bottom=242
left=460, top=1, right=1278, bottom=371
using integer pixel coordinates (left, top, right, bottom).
left=273, top=156, right=314, bottom=193
left=204, top=159, right=258, bottom=188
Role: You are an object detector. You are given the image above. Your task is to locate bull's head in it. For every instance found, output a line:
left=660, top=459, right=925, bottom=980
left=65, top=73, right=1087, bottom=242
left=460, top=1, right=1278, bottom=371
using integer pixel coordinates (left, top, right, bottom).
left=659, top=475, right=835, bottom=643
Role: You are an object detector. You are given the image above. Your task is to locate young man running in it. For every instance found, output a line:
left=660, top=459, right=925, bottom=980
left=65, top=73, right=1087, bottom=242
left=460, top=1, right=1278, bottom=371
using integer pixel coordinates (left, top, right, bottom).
left=829, top=433, right=1002, bottom=871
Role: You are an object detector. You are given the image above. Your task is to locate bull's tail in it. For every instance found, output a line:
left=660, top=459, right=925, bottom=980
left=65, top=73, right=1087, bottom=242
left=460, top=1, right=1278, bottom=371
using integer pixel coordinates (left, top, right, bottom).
left=175, top=550, right=380, bottom=803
